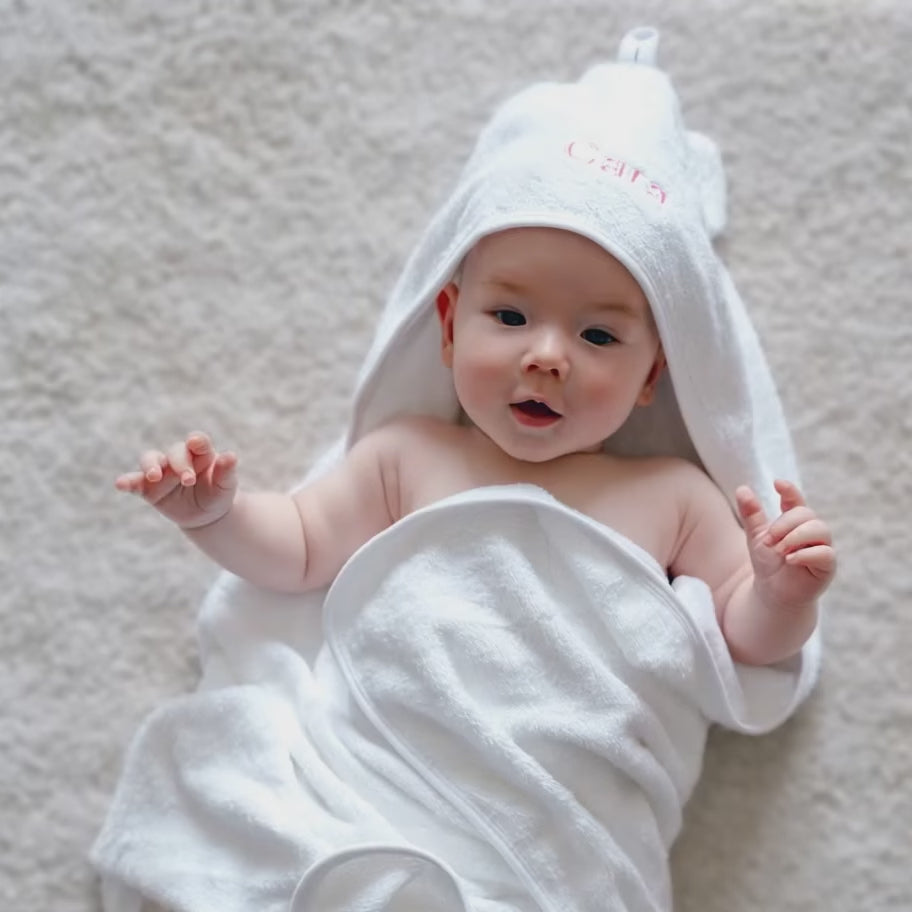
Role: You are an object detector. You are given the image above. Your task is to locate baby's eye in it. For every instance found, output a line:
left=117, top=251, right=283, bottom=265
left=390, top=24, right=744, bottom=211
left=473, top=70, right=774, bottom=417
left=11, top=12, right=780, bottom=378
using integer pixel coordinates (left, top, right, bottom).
left=493, top=309, right=526, bottom=327
left=581, top=327, right=617, bottom=346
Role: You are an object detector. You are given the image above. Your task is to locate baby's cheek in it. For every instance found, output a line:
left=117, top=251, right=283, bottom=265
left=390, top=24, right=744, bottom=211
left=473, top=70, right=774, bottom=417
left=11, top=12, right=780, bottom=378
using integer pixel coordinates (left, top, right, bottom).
left=453, top=355, right=494, bottom=399
left=579, top=371, right=617, bottom=403
left=458, top=343, right=507, bottom=382
left=580, top=376, right=637, bottom=426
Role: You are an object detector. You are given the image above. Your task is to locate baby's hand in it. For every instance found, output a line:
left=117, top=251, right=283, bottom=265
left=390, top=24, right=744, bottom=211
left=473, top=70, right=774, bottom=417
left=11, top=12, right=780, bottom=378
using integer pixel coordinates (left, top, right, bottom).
left=115, top=432, right=239, bottom=529
left=736, top=479, right=836, bottom=611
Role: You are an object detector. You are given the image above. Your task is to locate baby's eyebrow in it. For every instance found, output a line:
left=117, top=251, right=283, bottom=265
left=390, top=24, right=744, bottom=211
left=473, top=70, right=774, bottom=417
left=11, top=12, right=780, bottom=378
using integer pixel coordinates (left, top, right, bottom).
left=483, top=278, right=529, bottom=295
left=589, top=301, right=641, bottom=320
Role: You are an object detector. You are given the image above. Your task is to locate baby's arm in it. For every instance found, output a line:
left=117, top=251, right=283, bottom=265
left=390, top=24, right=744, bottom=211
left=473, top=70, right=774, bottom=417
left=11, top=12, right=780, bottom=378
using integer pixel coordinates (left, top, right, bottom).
left=116, top=428, right=399, bottom=593
left=670, top=468, right=835, bottom=666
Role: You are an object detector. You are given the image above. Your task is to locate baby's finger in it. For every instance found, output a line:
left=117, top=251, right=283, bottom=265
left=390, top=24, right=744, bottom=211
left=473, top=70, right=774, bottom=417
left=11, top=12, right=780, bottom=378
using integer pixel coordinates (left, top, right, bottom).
left=115, top=470, right=147, bottom=493
left=735, top=485, right=769, bottom=540
left=785, top=544, right=837, bottom=578
left=186, top=432, right=217, bottom=474
left=166, top=441, right=197, bottom=486
left=774, top=479, right=807, bottom=513
left=765, top=505, right=817, bottom=546
left=211, top=451, right=238, bottom=489
left=777, top=518, right=832, bottom=555
left=139, top=450, right=169, bottom=484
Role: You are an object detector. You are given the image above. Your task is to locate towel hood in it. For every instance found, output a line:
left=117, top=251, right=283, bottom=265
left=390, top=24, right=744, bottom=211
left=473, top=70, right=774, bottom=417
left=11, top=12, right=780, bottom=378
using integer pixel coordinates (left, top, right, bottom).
left=345, top=26, right=798, bottom=518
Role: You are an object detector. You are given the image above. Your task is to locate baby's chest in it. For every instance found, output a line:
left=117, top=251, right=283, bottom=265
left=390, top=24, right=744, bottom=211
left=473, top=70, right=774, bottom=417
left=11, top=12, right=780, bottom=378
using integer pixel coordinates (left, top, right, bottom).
left=550, top=480, right=677, bottom=570
left=401, top=459, right=678, bottom=572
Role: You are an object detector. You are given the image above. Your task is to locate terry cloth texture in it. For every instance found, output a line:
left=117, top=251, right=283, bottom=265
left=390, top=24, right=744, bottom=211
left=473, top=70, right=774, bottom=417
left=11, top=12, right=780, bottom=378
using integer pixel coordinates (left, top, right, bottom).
left=1, top=3, right=909, bottom=911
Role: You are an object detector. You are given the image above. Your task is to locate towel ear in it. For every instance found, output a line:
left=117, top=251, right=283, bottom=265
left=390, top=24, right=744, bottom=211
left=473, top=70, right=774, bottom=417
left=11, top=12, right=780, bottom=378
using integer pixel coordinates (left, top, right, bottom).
left=687, top=130, right=727, bottom=239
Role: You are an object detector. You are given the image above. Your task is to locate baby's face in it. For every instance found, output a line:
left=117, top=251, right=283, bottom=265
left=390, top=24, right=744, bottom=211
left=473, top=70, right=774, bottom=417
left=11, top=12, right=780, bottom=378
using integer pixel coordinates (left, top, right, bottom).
left=437, top=227, right=664, bottom=463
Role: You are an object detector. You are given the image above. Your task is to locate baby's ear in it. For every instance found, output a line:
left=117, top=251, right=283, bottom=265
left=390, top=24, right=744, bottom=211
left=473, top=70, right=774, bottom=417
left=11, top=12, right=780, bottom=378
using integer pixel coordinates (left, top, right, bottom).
left=637, top=346, right=667, bottom=406
left=436, top=283, right=458, bottom=367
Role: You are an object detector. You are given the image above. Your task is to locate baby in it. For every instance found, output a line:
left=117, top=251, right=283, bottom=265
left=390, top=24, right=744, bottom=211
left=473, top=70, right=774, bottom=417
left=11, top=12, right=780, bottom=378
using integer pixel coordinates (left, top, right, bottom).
left=116, top=224, right=835, bottom=667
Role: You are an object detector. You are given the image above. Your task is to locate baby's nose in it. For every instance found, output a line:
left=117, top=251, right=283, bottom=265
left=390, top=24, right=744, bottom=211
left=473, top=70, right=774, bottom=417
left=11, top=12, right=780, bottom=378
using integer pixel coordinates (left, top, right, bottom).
left=521, top=332, right=569, bottom=377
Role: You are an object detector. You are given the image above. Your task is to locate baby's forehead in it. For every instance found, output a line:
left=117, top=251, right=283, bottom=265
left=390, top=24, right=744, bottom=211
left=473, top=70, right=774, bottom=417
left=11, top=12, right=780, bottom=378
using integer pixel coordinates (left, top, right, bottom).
left=462, top=228, right=646, bottom=295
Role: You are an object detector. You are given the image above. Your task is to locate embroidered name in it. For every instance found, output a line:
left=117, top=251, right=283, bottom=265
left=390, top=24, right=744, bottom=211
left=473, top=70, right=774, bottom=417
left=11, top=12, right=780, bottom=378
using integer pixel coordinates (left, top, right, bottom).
left=566, top=140, right=667, bottom=205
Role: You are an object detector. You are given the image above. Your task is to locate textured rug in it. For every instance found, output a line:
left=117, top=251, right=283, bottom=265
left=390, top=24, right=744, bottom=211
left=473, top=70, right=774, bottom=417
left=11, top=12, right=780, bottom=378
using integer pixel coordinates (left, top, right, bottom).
left=2, top=2, right=909, bottom=909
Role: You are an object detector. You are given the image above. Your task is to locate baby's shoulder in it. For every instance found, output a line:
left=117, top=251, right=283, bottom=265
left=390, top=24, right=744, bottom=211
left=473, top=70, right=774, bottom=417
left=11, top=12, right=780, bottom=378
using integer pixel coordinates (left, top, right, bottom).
left=602, top=452, right=707, bottom=488
left=594, top=453, right=721, bottom=519
left=364, top=413, right=469, bottom=471
left=607, top=454, right=732, bottom=533
left=374, top=413, right=465, bottom=448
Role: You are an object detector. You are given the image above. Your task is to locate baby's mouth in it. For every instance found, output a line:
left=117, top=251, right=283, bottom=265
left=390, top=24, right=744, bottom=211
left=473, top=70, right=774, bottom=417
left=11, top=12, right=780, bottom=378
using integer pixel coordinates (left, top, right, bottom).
left=510, top=400, right=563, bottom=427
left=513, top=399, right=561, bottom=418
